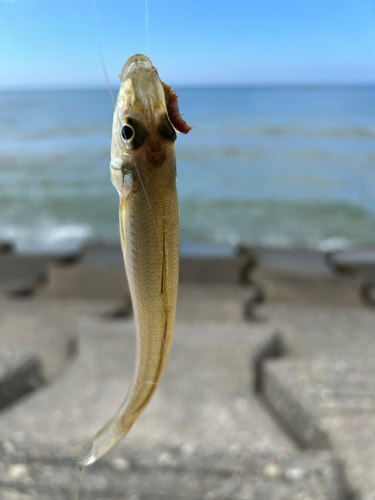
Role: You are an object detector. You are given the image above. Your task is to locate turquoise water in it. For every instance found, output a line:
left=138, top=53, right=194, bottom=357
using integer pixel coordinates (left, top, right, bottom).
left=0, top=86, right=375, bottom=252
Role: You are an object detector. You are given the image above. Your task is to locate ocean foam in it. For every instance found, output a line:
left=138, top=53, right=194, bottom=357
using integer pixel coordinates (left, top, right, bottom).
left=318, top=237, right=351, bottom=252
left=0, top=220, right=93, bottom=254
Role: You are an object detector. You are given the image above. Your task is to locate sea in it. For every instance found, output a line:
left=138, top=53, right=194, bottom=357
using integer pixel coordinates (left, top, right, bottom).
left=0, top=86, right=375, bottom=254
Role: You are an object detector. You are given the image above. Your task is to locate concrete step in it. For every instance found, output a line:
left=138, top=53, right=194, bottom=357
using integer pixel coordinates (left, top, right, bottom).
left=0, top=320, right=293, bottom=459
left=0, top=242, right=13, bottom=254
left=0, top=255, right=53, bottom=296
left=262, top=303, right=375, bottom=359
left=0, top=446, right=345, bottom=500
left=176, top=284, right=252, bottom=323
left=39, top=262, right=130, bottom=303
left=38, top=242, right=253, bottom=307
left=179, top=255, right=250, bottom=285
left=0, top=291, right=357, bottom=498
left=238, top=245, right=365, bottom=307
left=0, top=346, right=44, bottom=411
left=0, top=247, right=82, bottom=297
left=240, top=245, right=332, bottom=278
left=0, top=298, right=111, bottom=382
left=262, top=357, right=375, bottom=499
left=327, top=248, right=375, bottom=274
left=38, top=243, right=130, bottom=302
left=253, top=269, right=363, bottom=307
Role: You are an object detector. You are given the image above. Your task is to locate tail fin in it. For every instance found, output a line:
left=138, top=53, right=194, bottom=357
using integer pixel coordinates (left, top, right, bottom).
left=79, top=415, right=126, bottom=466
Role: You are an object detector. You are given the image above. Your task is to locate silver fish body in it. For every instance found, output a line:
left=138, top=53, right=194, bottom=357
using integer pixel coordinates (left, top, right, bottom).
left=81, top=54, right=188, bottom=466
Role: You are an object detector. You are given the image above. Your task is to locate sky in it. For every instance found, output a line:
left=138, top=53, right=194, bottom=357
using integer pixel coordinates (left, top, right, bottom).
left=1, top=0, right=375, bottom=89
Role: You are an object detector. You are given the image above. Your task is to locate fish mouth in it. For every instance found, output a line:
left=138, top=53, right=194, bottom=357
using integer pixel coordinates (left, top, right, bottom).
left=110, top=154, right=124, bottom=174
left=119, top=54, right=153, bottom=82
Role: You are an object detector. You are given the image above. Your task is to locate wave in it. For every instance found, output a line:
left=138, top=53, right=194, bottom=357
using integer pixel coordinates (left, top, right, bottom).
left=2, top=198, right=375, bottom=254
left=179, top=198, right=375, bottom=250
left=0, top=220, right=93, bottom=254
left=257, top=126, right=375, bottom=139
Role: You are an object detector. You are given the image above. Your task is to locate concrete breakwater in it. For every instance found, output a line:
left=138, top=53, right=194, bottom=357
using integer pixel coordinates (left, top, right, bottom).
left=0, top=241, right=374, bottom=498
left=0, top=240, right=373, bottom=309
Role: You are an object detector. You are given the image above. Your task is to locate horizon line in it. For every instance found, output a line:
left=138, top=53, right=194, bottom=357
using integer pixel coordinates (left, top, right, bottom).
left=1, top=81, right=375, bottom=92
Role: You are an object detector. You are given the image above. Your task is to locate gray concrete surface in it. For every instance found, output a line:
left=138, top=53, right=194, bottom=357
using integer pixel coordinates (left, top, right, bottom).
left=0, top=319, right=305, bottom=497
left=262, top=303, right=375, bottom=359
left=39, top=243, right=130, bottom=302
left=0, top=255, right=52, bottom=296
left=0, top=242, right=13, bottom=254
left=0, top=319, right=293, bottom=461
left=328, top=249, right=375, bottom=273
left=1, top=243, right=374, bottom=498
left=258, top=301, right=375, bottom=499
left=263, top=358, right=375, bottom=499
left=0, top=298, right=115, bottom=382
left=0, top=248, right=82, bottom=297
left=253, top=269, right=363, bottom=307
left=241, top=246, right=332, bottom=278
left=0, top=346, right=44, bottom=411
left=41, top=253, right=251, bottom=306
left=179, top=255, right=249, bottom=285
left=176, top=284, right=251, bottom=323
left=0, top=446, right=344, bottom=500
left=0, top=299, right=79, bottom=382
left=237, top=245, right=364, bottom=307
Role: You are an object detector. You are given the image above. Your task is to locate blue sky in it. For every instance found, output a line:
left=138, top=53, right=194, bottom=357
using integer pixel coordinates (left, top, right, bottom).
left=1, top=0, right=375, bottom=89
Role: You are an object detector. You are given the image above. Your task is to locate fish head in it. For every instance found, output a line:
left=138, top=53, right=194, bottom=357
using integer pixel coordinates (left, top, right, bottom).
left=110, top=54, right=177, bottom=196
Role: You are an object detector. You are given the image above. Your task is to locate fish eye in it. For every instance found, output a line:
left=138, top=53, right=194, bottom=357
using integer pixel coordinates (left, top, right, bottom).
left=122, top=125, right=134, bottom=142
left=120, top=117, right=148, bottom=150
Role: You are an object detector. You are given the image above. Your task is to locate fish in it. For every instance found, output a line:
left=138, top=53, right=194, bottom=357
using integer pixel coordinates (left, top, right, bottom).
left=81, top=54, right=191, bottom=466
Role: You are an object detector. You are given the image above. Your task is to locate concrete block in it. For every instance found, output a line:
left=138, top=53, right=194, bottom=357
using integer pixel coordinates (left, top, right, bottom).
left=0, top=314, right=351, bottom=498
left=41, top=242, right=255, bottom=304
left=81, top=242, right=124, bottom=267
left=263, top=304, right=375, bottom=359
left=0, top=245, right=83, bottom=296
left=176, top=284, right=251, bottom=323
left=255, top=269, right=362, bottom=306
left=0, top=346, right=44, bottom=411
left=0, top=320, right=293, bottom=462
left=263, top=360, right=332, bottom=449
left=327, top=249, right=375, bottom=274
left=179, top=255, right=250, bottom=285
left=0, top=242, right=13, bottom=254
left=238, top=245, right=363, bottom=307
left=179, top=241, right=256, bottom=285
left=39, top=243, right=130, bottom=302
left=263, top=358, right=375, bottom=499
left=0, top=299, right=82, bottom=382
left=240, top=245, right=332, bottom=278
left=326, top=249, right=375, bottom=308
left=180, top=241, right=239, bottom=258
left=0, top=255, right=52, bottom=296
left=40, top=264, right=130, bottom=302
left=0, top=447, right=344, bottom=500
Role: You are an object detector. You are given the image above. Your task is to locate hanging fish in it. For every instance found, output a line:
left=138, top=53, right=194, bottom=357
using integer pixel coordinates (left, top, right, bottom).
left=81, top=54, right=192, bottom=466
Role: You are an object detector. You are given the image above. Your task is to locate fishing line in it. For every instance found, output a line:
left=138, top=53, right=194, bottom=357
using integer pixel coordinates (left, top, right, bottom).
left=145, top=0, right=150, bottom=56
left=90, top=0, right=155, bottom=227
left=74, top=466, right=83, bottom=500
left=90, top=0, right=116, bottom=108
left=134, top=0, right=158, bottom=230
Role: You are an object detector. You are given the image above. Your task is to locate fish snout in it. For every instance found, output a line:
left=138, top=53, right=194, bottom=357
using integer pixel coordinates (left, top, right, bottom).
left=119, top=54, right=153, bottom=82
